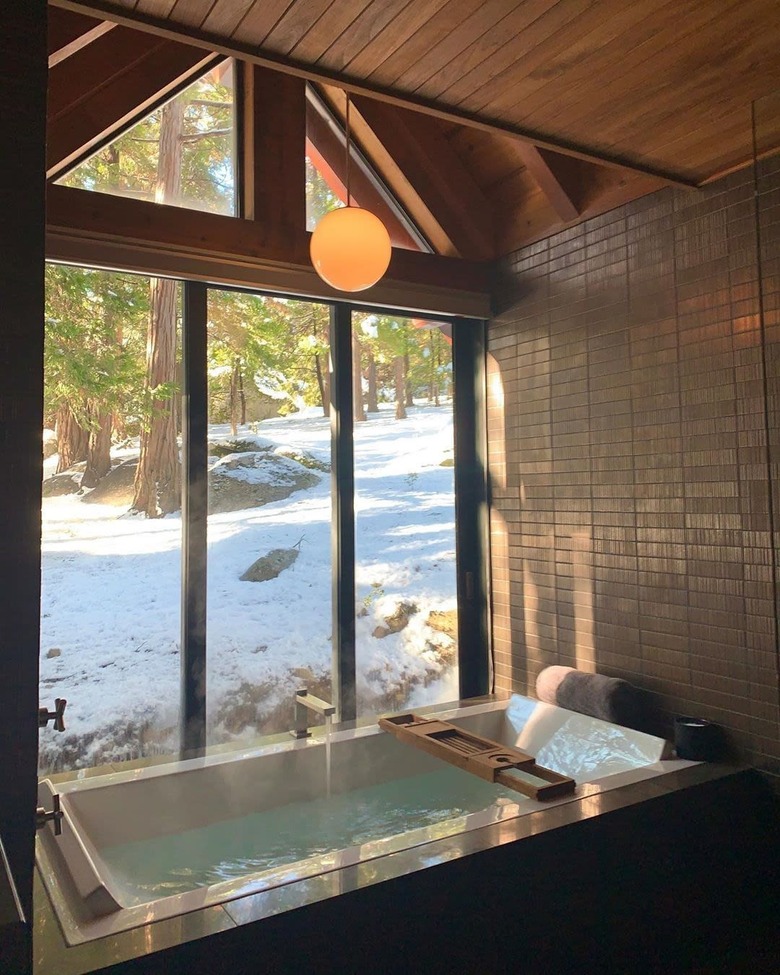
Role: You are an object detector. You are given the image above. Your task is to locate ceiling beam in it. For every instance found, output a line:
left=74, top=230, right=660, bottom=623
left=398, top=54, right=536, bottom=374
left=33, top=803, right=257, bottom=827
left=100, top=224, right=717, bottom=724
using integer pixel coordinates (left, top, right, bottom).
left=497, top=167, right=664, bottom=255
left=305, top=101, right=419, bottom=251
left=47, top=28, right=217, bottom=180
left=514, top=145, right=581, bottom=224
left=46, top=184, right=491, bottom=317
left=321, top=87, right=456, bottom=259
left=48, top=6, right=116, bottom=67
left=47, top=0, right=697, bottom=188
left=331, top=91, right=495, bottom=261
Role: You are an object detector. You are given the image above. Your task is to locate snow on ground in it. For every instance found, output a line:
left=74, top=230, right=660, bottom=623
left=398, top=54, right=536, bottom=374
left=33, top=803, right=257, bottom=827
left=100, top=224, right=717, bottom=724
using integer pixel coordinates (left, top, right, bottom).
left=39, top=404, right=458, bottom=769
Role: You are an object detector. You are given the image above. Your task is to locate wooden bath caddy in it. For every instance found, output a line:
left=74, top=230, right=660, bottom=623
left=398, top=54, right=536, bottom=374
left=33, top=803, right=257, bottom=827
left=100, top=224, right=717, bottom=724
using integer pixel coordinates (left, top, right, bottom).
left=379, top=714, right=576, bottom=801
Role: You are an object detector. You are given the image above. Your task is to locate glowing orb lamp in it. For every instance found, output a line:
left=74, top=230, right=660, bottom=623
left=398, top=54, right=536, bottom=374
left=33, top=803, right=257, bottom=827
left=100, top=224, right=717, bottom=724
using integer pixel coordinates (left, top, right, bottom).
left=310, top=206, right=392, bottom=292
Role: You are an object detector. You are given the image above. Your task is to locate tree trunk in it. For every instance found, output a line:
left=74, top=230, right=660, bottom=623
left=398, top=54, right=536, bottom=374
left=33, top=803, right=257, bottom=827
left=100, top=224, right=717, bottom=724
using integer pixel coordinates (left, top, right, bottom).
left=366, top=349, right=378, bottom=413
left=394, top=356, right=407, bottom=420
left=55, top=402, right=88, bottom=473
left=429, top=333, right=440, bottom=406
left=404, top=351, right=413, bottom=407
left=314, top=352, right=329, bottom=417
left=82, top=408, right=112, bottom=487
left=132, top=97, right=184, bottom=517
left=133, top=276, right=181, bottom=516
left=230, top=358, right=240, bottom=435
left=353, top=329, right=366, bottom=422
left=238, top=368, right=246, bottom=426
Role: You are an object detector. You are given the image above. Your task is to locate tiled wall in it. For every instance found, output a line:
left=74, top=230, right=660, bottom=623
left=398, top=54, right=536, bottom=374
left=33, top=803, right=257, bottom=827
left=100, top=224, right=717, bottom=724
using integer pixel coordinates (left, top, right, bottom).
left=487, top=161, right=780, bottom=774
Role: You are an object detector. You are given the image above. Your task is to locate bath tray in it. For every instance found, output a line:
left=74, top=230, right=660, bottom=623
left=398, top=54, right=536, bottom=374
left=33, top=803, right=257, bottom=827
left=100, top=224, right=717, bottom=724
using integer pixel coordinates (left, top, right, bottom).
left=379, top=714, right=575, bottom=801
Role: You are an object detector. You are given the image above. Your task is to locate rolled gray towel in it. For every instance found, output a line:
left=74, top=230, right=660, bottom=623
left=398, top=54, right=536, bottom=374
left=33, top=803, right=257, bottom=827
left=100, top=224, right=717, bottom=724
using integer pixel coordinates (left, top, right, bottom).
left=536, top=665, right=574, bottom=705
left=536, top=666, right=649, bottom=729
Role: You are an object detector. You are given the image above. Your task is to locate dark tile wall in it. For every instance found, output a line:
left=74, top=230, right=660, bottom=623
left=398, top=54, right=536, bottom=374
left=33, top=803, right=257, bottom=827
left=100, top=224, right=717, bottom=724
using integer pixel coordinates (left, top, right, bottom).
left=487, top=162, right=780, bottom=773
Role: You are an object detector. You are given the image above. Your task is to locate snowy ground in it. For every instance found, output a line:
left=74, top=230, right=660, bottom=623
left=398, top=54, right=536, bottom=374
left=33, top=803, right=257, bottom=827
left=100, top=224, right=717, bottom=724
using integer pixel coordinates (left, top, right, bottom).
left=39, top=404, right=458, bottom=771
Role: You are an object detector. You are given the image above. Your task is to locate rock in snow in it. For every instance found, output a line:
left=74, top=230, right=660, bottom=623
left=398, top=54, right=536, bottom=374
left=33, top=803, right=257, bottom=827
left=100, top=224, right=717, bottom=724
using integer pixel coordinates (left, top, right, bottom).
left=240, top=547, right=299, bottom=582
left=209, top=452, right=320, bottom=514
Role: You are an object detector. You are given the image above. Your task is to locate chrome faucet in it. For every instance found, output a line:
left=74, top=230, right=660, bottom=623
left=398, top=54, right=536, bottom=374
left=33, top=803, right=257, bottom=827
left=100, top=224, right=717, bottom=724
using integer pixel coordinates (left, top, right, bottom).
left=291, top=688, right=335, bottom=739
left=39, top=698, right=67, bottom=732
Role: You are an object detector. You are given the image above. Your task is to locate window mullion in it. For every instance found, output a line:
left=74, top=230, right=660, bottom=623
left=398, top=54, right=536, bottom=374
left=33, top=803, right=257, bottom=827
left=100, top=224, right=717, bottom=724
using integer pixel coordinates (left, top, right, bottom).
left=181, top=280, right=208, bottom=756
left=453, top=319, right=491, bottom=699
left=330, top=303, right=357, bottom=722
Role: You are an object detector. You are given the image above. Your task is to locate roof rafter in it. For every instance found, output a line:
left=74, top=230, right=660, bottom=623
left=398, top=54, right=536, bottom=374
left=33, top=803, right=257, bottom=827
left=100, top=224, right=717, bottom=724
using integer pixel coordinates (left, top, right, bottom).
left=47, top=27, right=217, bottom=181
left=48, top=6, right=116, bottom=67
left=514, top=144, right=581, bottom=224
left=305, top=99, right=420, bottom=251
left=324, top=90, right=495, bottom=261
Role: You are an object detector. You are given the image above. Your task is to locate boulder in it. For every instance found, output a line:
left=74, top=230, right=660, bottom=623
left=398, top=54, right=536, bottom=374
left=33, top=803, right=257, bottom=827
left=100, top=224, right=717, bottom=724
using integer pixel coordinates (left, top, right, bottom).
left=42, top=472, right=81, bottom=497
left=240, top=547, right=299, bottom=582
left=373, top=601, right=417, bottom=639
left=42, top=429, right=58, bottom=459
left=82, top=459, right=138, bottom=506
left=273, top=446, right=330, bottom=473
left=209, top=451, right=319, bottom=514
left=209, top=437, right=273, bottom=458
left=426, top=609, right=458, bottom=640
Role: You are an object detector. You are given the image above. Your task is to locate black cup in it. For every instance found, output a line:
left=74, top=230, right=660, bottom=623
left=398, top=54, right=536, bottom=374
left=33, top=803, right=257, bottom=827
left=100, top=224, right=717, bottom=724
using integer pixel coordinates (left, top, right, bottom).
left=674, top=716, right=719, bottom=761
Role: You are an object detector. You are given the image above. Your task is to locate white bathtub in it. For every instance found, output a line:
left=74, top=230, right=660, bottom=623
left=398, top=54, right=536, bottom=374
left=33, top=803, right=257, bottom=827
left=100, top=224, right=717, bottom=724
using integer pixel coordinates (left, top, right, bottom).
left=37, top=695, right=671, bottom=945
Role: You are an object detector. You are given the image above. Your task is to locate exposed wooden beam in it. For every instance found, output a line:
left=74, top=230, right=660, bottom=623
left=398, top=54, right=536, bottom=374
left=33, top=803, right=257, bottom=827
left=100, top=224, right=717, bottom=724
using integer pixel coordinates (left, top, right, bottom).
left=320, top=87, right=456, bottom=259
left=241, top=64, right=306, bottom=246
left=46, top=184, right=491, bottom=317
left=514, top=144, right=581, bottom=224
left=305, top=99, right=419, bottom=251
left=497, top=167, right=664, bottom=255
left=48, top=6, right=116, bottom=67
left=47, top=28, right=217, bottom=180
left=47, top=0, right=697, bottom=188
left=329, top=91, right=495, bottom=261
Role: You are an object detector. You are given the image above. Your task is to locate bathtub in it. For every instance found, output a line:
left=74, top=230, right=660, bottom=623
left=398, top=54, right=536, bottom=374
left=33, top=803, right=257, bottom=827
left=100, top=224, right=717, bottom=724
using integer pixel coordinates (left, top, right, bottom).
left=37, top=695, right=671, bottom=945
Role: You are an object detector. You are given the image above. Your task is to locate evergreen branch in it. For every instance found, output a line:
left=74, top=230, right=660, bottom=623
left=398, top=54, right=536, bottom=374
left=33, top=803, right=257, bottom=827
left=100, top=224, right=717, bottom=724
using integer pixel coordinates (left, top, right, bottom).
left=179, top=128, right=233, bottom=143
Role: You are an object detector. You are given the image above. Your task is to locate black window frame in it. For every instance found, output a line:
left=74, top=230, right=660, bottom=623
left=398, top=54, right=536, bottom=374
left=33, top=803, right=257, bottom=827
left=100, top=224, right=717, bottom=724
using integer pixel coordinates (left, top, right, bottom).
left=180, top=280, right=489, bottom=753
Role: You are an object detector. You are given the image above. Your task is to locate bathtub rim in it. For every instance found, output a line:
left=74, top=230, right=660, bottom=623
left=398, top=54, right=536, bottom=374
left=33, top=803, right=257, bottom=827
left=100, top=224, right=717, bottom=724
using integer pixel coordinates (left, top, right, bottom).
left=36, top=695, right=677, bottom=946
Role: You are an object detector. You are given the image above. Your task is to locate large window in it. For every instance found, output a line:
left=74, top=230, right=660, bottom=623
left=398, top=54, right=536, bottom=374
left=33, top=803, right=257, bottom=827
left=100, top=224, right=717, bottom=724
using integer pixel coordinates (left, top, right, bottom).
left=40, top=270, right=486, bottom=771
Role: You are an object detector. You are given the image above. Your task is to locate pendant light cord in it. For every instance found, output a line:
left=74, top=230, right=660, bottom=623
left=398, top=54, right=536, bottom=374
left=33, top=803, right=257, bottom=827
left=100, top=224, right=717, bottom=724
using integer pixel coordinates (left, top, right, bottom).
left=345, top=93, right=351, bottom=208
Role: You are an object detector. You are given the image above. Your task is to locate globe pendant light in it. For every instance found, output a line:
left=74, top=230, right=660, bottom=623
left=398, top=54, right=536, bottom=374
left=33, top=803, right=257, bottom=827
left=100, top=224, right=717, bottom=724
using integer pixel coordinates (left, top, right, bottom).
left=310, top=94, right=391, bottom=292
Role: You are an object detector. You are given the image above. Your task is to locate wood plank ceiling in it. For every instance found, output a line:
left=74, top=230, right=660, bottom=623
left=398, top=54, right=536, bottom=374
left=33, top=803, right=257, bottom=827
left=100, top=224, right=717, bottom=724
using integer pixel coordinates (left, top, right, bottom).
left=48, top=0, right=780, bottom=260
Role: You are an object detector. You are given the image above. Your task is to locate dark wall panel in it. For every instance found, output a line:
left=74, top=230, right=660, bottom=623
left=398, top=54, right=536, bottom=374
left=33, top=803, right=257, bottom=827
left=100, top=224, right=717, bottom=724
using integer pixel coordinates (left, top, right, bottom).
left=0, top=0, right=46, bottom=925
left=488, top=166, right=780, bottom=775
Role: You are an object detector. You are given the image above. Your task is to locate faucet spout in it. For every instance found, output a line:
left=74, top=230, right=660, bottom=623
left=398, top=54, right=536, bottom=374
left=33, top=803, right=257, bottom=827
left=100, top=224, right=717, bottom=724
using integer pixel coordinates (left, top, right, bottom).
left=291, top=689, right=335, bottom=739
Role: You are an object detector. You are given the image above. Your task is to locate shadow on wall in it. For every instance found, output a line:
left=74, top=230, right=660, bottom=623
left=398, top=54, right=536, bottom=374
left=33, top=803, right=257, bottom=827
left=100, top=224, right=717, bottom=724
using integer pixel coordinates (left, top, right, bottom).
left=487, top=348, right=597, bottom=698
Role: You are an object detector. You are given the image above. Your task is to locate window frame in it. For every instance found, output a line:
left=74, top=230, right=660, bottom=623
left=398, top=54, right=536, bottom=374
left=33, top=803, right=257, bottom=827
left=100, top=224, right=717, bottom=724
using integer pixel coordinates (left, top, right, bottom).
left=179, top=280, right=489, bottom=752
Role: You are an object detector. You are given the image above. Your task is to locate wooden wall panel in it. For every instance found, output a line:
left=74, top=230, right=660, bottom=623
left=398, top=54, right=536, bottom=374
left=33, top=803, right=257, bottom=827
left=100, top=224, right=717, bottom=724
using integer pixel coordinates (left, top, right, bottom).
left=242, top=64, right=306, bottom=241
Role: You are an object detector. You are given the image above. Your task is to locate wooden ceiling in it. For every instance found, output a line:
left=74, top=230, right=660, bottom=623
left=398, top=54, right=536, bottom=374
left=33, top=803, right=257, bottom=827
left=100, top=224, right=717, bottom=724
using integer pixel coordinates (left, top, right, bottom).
left=48, top=0, right=780, bottom=261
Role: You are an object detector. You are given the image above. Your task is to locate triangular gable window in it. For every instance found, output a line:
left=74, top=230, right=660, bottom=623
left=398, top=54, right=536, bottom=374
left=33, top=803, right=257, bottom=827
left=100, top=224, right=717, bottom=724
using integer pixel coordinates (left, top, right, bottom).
left=58, top=61, right=236, bottom=217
